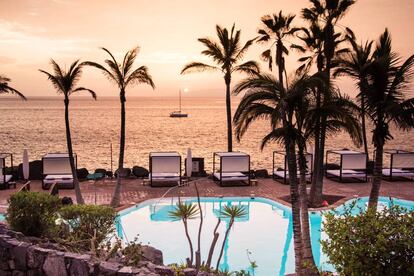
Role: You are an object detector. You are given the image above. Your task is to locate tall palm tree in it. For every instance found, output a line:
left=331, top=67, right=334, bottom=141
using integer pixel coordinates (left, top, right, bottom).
left=181, top=24, right=259, bottom=152
left=83, top=47, right=155, bottom=207
left=257, top=11, right=298, bottom=87
left=169, top=201, right=199, bottom=267
left=0, top=75, right=26, bottom=100
left=39, top=60, right=97, bottom=204
left=215, top=204, right=247, bottom=271
left=334, top=29, right=374, bottom=160
left=233, top=72, right=361, bottom=275
left=364, top=29, right=414, bottom=209
left=300, top=0, right=356, bottom=207
left=233, top=73, right=311, bottom=275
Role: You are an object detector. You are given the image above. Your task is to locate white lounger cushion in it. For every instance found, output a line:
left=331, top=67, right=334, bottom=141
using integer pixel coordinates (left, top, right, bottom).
left=326, top=169, right=366, bottom=178
left=149, top=173, right=180, bottom=182
left=43, top=174, right=73, bottom=184
left=214, top=172, right=248, bottom=182
left=0, top=175, right=12, bottom=184
left=273, top=170, right=311, bottom=179
left=382, top=168, right=414, bottom=177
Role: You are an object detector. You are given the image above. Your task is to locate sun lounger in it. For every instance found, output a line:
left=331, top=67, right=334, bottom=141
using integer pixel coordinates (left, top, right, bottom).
left=42, top=153, right=76, bottom=189
left=213, top=152, right=251, bottom=186
left=325, top=150, right=367, bottom=182
left=273, top=151, right=313, bottom=184
left=382, top=150, right=414, bottom=181
left=149, top=152, right=182, bottom=187
left=0, top=153, right=14, bottom=189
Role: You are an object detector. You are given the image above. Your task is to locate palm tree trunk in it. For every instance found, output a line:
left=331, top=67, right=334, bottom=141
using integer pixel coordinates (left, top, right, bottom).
left=310, top=88, right=322, bottom=207
left=276, top=41, right=284, bottom=88
left=225, top=75, right=233, bottom=152
left=206, top=219, right=221, bottom=269
left=298, top=145, right=318, bottom=275
left=184, top=220, right=194, bottom=267
left=360, top=95, right=369, bottom=160
left=64, top=97, right=84, bottom=204
left=369, top=140, right=383, bottom=210
left=216, top=219, right=234, bottom=271
left=195, top=183, right=203, bottom=271
left=111, top=90, right=126, bottom=207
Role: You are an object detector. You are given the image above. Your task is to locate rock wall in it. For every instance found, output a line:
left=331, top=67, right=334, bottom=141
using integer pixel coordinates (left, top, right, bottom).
left=0, top=223, right=178, bottom=276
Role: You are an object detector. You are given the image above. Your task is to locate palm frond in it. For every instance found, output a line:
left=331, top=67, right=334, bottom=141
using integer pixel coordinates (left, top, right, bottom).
left=71, top=87, right=97, bottom=100
left=180, top=62, right=220, bottom=75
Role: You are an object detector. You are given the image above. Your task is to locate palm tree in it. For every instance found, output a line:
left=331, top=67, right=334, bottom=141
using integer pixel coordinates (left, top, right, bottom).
left=300, top=0, right=356, bottom=207
left=83, top=47, right=155, bottom=207
left=181, top=24, right=259, bottom=152
left=363, top=29, right=414, bottom=209
left=0, top=75, right=26, bottom=100
left=334, top=29, right=374, bottom=160
left=215, top=204, right=247, bottom=271
left=169, top=201, right=199, bottom=266
left=233, top=73, right=310, bottom=275
left=39, top=60, right=97, bottom=204
left=233, top=72, right=361, bottom=274
left=257, top=11, right=298, bottom=87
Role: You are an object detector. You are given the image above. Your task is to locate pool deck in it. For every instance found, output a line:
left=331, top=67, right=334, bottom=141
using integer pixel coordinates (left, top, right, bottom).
left=0, top=176, right=413, bottom=213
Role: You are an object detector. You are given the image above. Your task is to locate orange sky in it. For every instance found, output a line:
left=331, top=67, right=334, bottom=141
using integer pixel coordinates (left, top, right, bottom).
left=0, top=0, right=413, bottom=98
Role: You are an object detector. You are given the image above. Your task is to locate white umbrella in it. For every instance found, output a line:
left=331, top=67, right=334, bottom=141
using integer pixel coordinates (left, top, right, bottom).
left=186, top=148, right=192, bottom=178
left=23, top=149, right=29, bottom=181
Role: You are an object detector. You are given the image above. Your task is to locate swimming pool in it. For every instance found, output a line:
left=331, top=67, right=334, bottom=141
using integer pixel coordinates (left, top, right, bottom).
left=117, top=196, right=413, bottom=275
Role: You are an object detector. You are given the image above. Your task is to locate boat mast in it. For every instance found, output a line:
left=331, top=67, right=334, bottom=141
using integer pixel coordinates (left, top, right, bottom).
left=179, top=89, right=181, bottom=113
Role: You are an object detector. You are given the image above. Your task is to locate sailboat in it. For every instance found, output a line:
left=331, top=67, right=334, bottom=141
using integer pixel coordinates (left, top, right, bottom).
left=170, top=89, right=188, bottom=118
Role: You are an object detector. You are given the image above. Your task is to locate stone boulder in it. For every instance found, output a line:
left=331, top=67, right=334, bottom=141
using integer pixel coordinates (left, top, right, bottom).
left=76, top=168, right=89, bottom=180
left=114, top=168, right=131, bottom=178
left=141, top=245, right=163, bottom=265
left=254, top=169, right=269, bottom=178
left=132, top=166, right=149, bottom=178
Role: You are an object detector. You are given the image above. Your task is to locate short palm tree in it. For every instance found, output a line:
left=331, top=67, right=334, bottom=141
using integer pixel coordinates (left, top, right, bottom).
left=334, top=29, right=374, bottom=160
left=0, top=75, right=26, bottom=100
left=83, top=47, right=155, bottom=207
left=364, top=29, right=414, bottom=209
left=169, top=201, right=199, bottom=267
left=215, top=205, right=247, bottom=271
left=181, top=24, right=259, bottom=152
left=257, top=11, right=298, bottom=88
left=39, top=60, right=97, bottom=204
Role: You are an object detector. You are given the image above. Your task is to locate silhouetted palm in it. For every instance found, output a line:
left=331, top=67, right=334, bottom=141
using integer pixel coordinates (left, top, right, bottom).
left=0, top=75, right=26, bottom=100
left=233, top=71, right=361, bottom=274
left=181, top=24, right=259, bottom=152
left=364, top=30, right=414, bottom=209
left=300, top=0, right=356, bottom=207
left=169, top=201, right=199, bottom=266
left=215, top=205, right=247, bottom=271
left=39, top=60, right=97, bottom=205
left=334, top=29, right=374, bottom=160
left=257, top=11, right=298, bottom=87
left=83, top=47, right=155, bottom=207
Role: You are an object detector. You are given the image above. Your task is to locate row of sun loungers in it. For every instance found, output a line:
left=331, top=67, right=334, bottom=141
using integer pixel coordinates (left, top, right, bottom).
left=1, top=149, right=413, bottom=190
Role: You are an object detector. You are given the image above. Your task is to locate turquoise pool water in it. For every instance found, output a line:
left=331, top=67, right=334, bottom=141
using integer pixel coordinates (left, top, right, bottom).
left=0, top=214, right=4, bottom=222
left=117, top=196, right=413, bottom=275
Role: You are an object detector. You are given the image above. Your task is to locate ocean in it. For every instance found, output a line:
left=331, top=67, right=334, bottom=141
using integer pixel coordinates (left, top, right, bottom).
left=1, top=97, right=412, bottom=172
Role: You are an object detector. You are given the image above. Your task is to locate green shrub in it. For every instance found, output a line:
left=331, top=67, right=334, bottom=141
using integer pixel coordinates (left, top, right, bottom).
left=59, top=204, right=116, bottom=251
left=321, top=202, right=414, bottom=275
left=6, top=192, right=61, bottom=237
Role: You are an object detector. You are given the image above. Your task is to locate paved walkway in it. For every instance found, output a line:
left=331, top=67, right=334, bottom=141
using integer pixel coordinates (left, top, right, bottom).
left=0, top=176, right=413, bottom=213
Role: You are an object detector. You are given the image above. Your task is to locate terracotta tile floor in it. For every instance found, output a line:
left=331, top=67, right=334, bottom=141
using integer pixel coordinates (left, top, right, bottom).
left=0, top=177, right=413, bottom=213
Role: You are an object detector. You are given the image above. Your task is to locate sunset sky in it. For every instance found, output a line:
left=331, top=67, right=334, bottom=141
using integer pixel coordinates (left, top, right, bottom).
left=1, top=0, right=413, bottom=98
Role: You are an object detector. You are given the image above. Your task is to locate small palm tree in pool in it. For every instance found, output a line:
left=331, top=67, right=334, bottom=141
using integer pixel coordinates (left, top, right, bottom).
left=216, top=205, right=247, bottom=271
left=0, top=75, right=26, bottom=100
left=181, top=24, right=259, bottom=152
left=83, top=47, right=155, bottom=208
left=169, top=201, right=199, bottom=267
left=39, top=60, right=97, bottom=204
